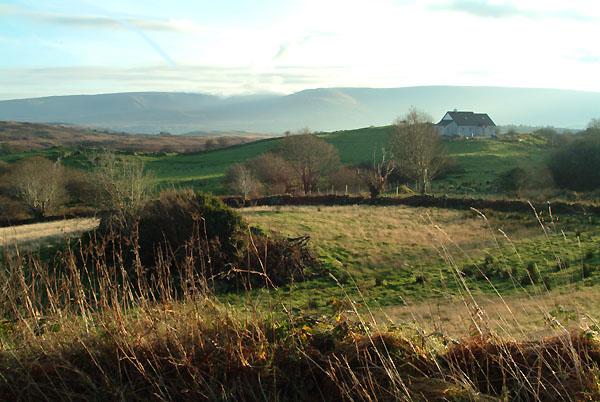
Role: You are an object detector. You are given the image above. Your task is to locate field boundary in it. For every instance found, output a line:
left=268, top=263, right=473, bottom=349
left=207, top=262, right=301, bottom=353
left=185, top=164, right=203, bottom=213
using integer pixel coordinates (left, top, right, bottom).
left=222, top=194, right=600, bottom=215
left=0, top=210, right=100, bottom=229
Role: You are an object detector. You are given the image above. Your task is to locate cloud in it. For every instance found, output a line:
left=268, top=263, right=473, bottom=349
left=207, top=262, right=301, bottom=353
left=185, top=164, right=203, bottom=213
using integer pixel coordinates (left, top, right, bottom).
left=274, top=32, right=334, bottom=60
left=577, top=54, right=600, bottom=64
left=0, top=65, right=347, bottom=100
left=1, top=5, right=205, bottom=33
left=430, top=0, right=596, bottom=22
left=0, top=5, right=202, bottom=65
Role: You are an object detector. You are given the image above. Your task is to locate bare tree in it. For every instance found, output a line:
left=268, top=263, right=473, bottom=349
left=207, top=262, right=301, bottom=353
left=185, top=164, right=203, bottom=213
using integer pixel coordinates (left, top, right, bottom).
left=278, top=131, right=340, bottom=194
left=9, top=156, right=66, bottom=219
left=327, top=166, right=362, bottom=195
left=224, top=163, right=261, bottom=198
left=93, top=151, right=153, bottom=219
left=390, top=108, right=447, bottom=194
left=204, top=138, right=217, bottom=150
left=588, top=118, right=600, bottom=131
left=356, top=148, right=396, bottom=198
left=247, top=153, right=296, bottom=194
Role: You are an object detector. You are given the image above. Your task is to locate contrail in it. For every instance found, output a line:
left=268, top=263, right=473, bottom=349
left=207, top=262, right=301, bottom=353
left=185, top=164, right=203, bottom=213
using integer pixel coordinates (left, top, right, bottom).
left=17, top=0, right=177, bottom=66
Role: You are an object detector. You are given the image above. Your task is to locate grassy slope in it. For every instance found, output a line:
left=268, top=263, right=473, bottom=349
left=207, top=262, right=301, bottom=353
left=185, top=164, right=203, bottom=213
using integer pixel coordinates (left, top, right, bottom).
left=237, top=205, right=600, bottom=313
left=146, top=126, right=551, bottom=195
left=1, top=124, right=551, bottom=196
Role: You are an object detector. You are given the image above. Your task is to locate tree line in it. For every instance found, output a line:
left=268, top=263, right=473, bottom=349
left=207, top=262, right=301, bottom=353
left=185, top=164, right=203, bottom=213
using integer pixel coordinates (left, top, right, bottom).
left=224, top=108, right=448, bottom=199
left=0, top=152, right=152, bottom=221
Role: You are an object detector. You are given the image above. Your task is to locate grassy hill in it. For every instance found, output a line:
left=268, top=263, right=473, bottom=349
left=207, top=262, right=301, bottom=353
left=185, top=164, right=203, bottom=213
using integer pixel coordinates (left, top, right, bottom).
left=147, top=126, right=552, bottom=196
left=0, top=122, right=554, bottom=197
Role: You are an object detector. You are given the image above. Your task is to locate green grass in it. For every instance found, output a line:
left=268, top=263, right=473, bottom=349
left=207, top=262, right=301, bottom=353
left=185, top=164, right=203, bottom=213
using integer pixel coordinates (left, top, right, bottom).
left=1, top=125, right=553, bottom=196
left=437, top=136, right=550, bottom=195
left=233, top=205, right=600, bottom=314
left=144, top=126, right=393, bottom=192
left=146, top=126, right=552, bottom=195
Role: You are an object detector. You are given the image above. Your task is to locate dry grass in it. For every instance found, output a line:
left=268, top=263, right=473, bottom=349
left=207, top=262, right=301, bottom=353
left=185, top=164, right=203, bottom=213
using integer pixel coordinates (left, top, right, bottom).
left=243, top=205, right=493, bottom=247
left=0, top=217, right=99, bottom=248
left=379, top=286, right=600, bottom=339
left=0, top=203, right=599, bottom=400
left=241, top=205, right=539, bottom=274
left=0, top=121, right=263, bottom=153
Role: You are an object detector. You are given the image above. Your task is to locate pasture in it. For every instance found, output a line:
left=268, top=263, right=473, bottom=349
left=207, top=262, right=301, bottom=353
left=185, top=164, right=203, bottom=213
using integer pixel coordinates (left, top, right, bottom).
left=0, top=124, right=554, bottom=198
left=238, top=204, right=600, bottom=326
left=0, top=217, right=99, bottom=250
left=145, top=127, right=552, bottom=195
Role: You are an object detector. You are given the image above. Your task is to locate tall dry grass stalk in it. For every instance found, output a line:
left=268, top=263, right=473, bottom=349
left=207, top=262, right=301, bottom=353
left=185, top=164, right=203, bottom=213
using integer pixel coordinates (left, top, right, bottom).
left=0, top=208, right=598, bottom=401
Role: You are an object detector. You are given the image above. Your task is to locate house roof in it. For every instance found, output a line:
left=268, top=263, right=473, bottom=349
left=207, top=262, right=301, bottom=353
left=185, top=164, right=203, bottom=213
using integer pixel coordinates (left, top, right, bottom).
left=437, top=111, right=496, bottom=127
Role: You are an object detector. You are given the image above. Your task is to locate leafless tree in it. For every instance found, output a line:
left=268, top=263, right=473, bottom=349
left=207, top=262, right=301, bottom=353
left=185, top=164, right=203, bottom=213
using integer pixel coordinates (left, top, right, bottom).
left=356, top=148, right=396, bottom=198
left=9, top=156, right=66, bottom=219
left=390, top=107, right=447, bottom=194
left=247, top=153, right=296, bottom=194
left=588, top=118, right=600, bottom=130
left=217, top=137, right=230, bottom=148
left=204, top=138, right=217, bottom=150
left=93, top=151, right=153, bottom=219
left=327, top=166, right=362, bottom=195
left=278, top=130, right=340, bottom=194
left=225, top=163, right=261, bottom=198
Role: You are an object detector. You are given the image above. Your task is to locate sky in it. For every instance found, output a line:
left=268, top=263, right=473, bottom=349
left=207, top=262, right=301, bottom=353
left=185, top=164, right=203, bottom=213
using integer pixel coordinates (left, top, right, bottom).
left=1, top=0, right=600, bottom=99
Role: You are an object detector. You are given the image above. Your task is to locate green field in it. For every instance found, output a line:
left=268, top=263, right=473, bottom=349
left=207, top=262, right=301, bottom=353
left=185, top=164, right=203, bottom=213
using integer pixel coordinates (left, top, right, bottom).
left=1, top=125, right=553, bottom=197
left=230, top=204, right=600, bottom=328
left=141, top=126, right=552, bottom=195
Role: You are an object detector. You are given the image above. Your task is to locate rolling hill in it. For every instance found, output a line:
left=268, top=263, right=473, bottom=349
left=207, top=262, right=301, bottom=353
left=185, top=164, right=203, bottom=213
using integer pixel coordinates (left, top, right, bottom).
left=147, top=125, right=551, bottom=196
left=1, top=86, right=599, bottom=134
left=0, top=121, right=261, bottom=153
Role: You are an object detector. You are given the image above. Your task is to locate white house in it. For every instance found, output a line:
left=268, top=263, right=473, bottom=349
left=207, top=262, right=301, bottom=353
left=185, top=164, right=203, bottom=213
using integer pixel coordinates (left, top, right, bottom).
left=435, top=110, right=496, bottom=137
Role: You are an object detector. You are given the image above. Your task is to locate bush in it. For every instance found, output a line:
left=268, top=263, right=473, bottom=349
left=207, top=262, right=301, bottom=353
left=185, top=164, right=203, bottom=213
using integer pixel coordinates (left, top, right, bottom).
left=64, top=169, right=104, bottom=207
left=520, top=262, right=541, bottom=286
left=549, top=137, right=600, bottom=191
left=136, top=189, right=244, bottom=272
left=495, top=167, right=528, bottom=194
left=94, top=190, right=318, bottom=291
left=241, top=234, right=316, bottom=287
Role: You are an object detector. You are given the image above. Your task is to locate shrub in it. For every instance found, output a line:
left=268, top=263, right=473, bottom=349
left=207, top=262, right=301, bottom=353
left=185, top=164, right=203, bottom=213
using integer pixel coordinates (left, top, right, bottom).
left=414, top=274, right=427, bottom=285
left=241, top=234, right=316, bottom=287
left=224, top=163, right=262, bottom=198
left=526, top=262, right=541, bottom=284
left=326, top=166, right=362, bottom=194
left=135, top=189, right=244, bottom=272
left=247, top=153, right=297, bottom=195
left=519, top=262, right=541, bottom=286
left=495, top=167, right=528, bottom=194
left=549, top=136, right=600, bottom=191
left=94, top=190, right=317, bottom=291
left=64, top=169, right=104, bottom=207
left=0, top=195, right=29, bottom=222
left=542, top=275, right=552, bottom=290
left=582, top=264, right=595, bottom=278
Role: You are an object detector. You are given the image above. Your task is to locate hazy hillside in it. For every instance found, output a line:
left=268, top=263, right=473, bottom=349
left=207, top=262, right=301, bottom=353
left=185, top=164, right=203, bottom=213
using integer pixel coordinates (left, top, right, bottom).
left=0, top=121, right=262, bottom=153
left=1, top=86, right=599, bottom=134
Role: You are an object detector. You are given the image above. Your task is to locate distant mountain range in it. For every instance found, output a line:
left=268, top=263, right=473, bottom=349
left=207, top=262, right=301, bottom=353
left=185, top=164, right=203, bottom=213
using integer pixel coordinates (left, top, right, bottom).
left=0, top=86, right=599, bottom=134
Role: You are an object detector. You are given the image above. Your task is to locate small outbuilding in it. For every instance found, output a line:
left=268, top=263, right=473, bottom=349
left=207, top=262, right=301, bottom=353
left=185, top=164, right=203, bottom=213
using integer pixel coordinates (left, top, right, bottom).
left=436, top=110, right=496, bottom=137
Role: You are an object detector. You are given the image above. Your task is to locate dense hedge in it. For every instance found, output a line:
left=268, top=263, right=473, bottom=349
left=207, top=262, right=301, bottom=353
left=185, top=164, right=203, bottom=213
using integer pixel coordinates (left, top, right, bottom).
left=222, top=194, right=600, bottom=215
left=549, top=136, right=600, bottom=191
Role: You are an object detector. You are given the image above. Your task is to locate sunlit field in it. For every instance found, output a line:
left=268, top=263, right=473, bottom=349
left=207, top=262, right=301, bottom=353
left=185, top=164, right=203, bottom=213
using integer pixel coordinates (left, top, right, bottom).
left=0, top=217, right=99, bottom=249
left=240, top=205, right=600, bottom=325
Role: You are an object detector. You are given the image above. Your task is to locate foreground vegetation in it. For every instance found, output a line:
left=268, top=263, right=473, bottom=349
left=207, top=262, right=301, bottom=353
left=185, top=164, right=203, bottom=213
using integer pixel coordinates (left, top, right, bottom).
left=0, top=189, right=599, bottom=399
left=1, top=117, right=600, bottom=399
